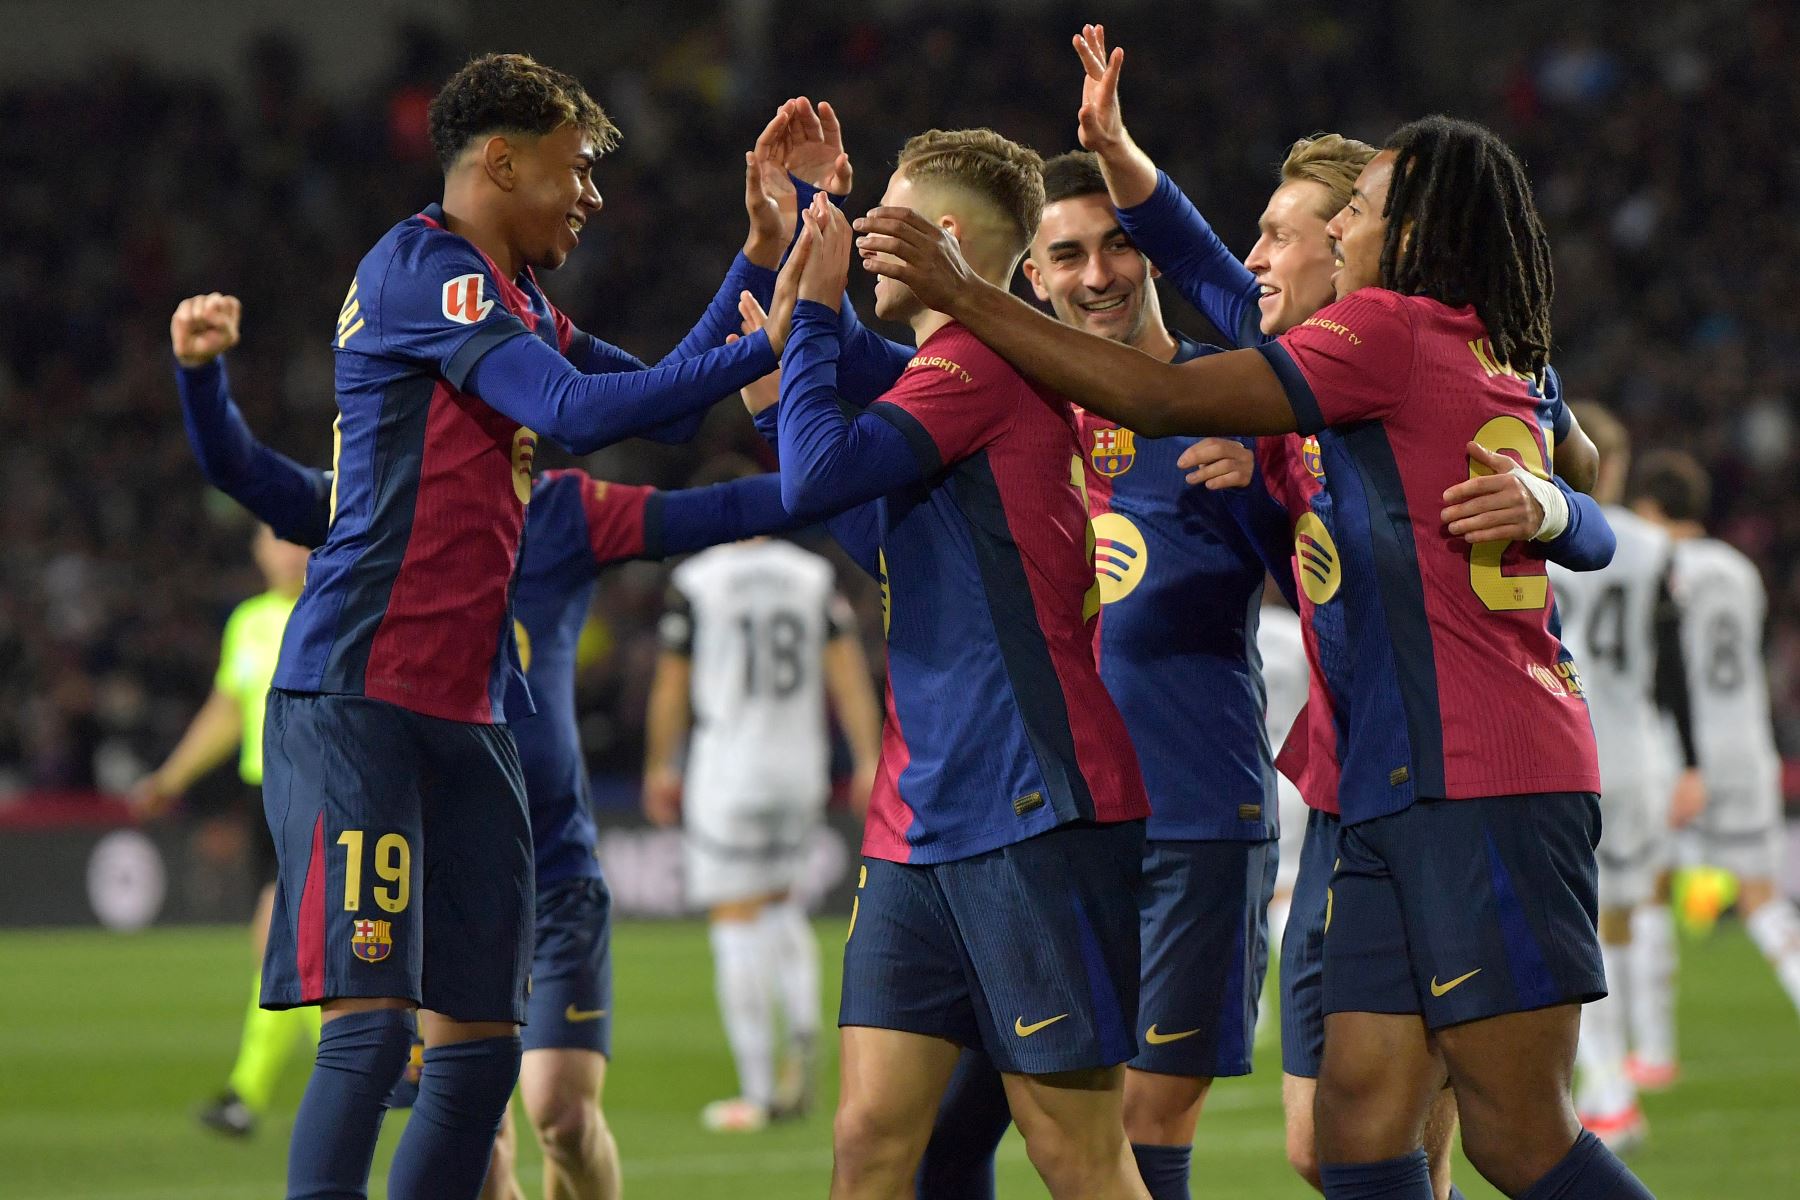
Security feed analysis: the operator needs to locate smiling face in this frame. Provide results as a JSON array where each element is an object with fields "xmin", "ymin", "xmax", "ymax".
[
  {"xmin": 1324, "ymin": 150, "xmax": 1395, "ymax": 300},
  {"xmin": 1243, "ymin": 180, "xmax": 1341, "ymax": 336},
  {"xmin": 506, "ymin": 123, "xmax": 602, "ymax": 271},
  {"xmin": 1024, "ymin": 192, "xmax": 1157, "ymax": 346}
]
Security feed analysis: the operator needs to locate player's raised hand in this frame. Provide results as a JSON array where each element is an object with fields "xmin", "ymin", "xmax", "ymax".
[
  {"xmin": 797, "ymin": 193, "xmax": 852, "ymax": 308},
  {"xmin": 1442, "ymin": 442, "xmax": 1544, "ymax": 543},
  {"xmin": 780, "ymin": 96, "xmax": 853, "ymax": 196},
  {"xmin": 853, "ymin": 207, "xmax": 980, "ymax": 316},
  {"xmin": 1176, "ymin": 438, "xmax": 1256, "ymax": 489},
  {"xmin": 170, "ymin": 293, "xmax": 242, "ymax": 367},
  {"xmin": 1072, "ymin": 24, "xmax": 1157, "ymax": 208},
  {"xmin": 765, "ymin": 227, "xmax": 816, "ymax": 356},
  {"xmin": 730, "ymin": 292, "xmax": 781, "ymax": 415},
  {"xmin": 1073, "ymin": 25, "xmax": 1126, "ymax": 154},
  {"xmin": 743, "ymin": 113, "xmax": 799, "ymax": 268}
]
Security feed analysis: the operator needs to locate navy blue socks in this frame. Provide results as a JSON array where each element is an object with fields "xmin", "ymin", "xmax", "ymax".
[
  {"xmin": 286, "ymin": 1008, "xmax": 415, "ymax": 1200},
  {"xmin": 1131, "ymin": 1142, "xmax": 1193, "ymax": 1199},
  {"xmin": 386, "ymin": 1034, "xmax": 523, "ymax": 1200},
  {"xmin": 1518, "ymin": 1131, "xmax": 1655, "ymax": 1199},
  {"xmin": 1320, "ymin": 1149, "xmax": 1434, "ymax": 1199}
]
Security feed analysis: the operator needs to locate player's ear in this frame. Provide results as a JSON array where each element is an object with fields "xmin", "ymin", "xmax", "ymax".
[
  {"xmin": 1020, "ymin": 256, "xmax": 1051, "ymax": 303},
  {"xmin": 482, "ymin": 135, "xmax": 518, "ymax": 192}
]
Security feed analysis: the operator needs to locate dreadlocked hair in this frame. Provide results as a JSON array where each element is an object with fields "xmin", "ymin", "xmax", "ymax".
[{"xmin": 1380, "ymin": 115, "xmax": 1554, "ymax": 376}]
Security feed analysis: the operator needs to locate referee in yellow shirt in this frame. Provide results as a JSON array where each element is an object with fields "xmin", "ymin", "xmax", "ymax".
[{"xmin": 134, "ymin": 524, "xmax": 316, "ymax": 1137}]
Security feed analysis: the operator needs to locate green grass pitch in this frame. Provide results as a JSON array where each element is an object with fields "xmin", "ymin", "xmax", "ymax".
[{"xmin": 2, "ymin": 920, "xmax": 1794, "ymax": 1197}]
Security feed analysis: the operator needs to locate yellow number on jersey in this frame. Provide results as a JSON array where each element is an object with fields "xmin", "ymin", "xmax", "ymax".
[
  {"xmin": 337, "ymin": 829, "xmax": 411, "ymax": 913},
  {"xmin": 1467, "ymin": 415, "xmax": 1550, "ymax": 612},
  {"xmin": 335, "ymin": 279, "xmax": 364, "ymax": 348}
]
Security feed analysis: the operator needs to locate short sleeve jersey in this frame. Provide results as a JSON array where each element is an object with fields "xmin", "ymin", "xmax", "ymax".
[
  {"xmin": 275, "ymin": 204, "xmax": 581, "ymax": 724},
  {"xmin": 856, "ymin": 323, "xmax": 1149, "ymax": 863},
  {"xmin": 1672, "ymin": 537, "xmax": 1780, "ymax": 787},
  {"xmin": 510, "ymin": 469, "xmax": 658, "ymax": 887},
  {"xmin": 1077, "ymin": 334, "xmax": 1276, "ymax": 841},
  {"xmin": 1255, "ymin": 289, "xmax": 1599, "ymax": 821},
  {"xmin": 1549, "ymin": 507, "xmax": 1678, "ymax": 791},
  {"xmin": 215, "ymin": 590, "xmax": 298, "ymax": 786},
  {"xmin": 662, "ymin": 540, "xmax": 847, "ymax": 816}
]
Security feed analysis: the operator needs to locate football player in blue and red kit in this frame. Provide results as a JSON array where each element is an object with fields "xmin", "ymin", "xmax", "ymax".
[
  {"xmin": 910, "ymin": 150, "xmax": 1294, "ymax": 1200},
  {"xmin": 170, "ymin": 290, "xmax": 800, "ymax": 1198},
  {"xmin": 858, "ymin": 44, "xmax": 1652, "ymax": 1200},
  {"xmin": 748, "ymin": 132, "xmax": 1152, "ymax": 1199},
  {"xmin": 236, "ymin": 53, "xmax": 788, "ymax": 1200},
  {"xmin": 1061, "ymin": 29, "xmax": 1613, "ymax": 1200}
]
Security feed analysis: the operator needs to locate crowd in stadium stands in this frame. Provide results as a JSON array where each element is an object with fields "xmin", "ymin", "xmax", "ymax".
[{"xmin": 1, "ymin": 1, "xmax": 1794, "ymax": 804}]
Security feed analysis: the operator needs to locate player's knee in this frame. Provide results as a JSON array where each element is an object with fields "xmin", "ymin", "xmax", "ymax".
[
  {"xmin": 832, "ymin": 1099, "xmax": 918, "ymax": 1177},
  {"xmin": 1019, "ymin": 1121, "xmax": 1124, "ymax": 1194},
  {"xmin": 532, "ymin": 1095, "xmax": 600, "ymax": 1166}
]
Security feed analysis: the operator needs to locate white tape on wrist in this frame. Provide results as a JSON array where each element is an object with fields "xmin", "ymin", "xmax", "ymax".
[{"xmin": 1515, "ymin": 465, "xmax": 1569, "ymax": 541}]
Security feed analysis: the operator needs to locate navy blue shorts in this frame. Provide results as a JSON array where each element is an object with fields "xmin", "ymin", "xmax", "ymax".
[
  {"xmin": 1324, "ymin": 793, "xmax": 1605, "ymax": 1029},
  {"xmin": 525, "ymin": 875, "xmax": 613, "ymax": 1055},
  {"xmin": 1279, "ymin": 808, "xmax": 1338, "ymax": 1078},
  {"xmin": 260, "ymin": 689, "xmax": 534, "ymax": 1023},
  {"xmin": 1133, "ymin": 838, "xmax": 1277, "ymax": 1078},
  {"xmin": 840, "ymin": 820, "xmax": 1144, "ymax": 1076}
]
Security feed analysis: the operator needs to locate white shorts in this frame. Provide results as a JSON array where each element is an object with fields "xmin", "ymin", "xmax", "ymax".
[
  {"xmin": 1274, "ymin": 777, "xmax": 1308, "ymax": 895},
  {"xmin": 684, "ymin": 803, "xmax": 822, "ymax": 909},
  {"xmin": 1596, "ymin": 773, "xmax": 1674, "ymax": 909},
  {"xmin": 1682, "ymin": 773, "xmax": 1785, "ymax": 881}
]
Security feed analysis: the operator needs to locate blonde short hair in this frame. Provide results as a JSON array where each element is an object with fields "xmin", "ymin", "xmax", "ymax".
[
  {"xmin": 898, "ymin": 128, "xmax": 1046, "ymax": 250},
  {"xmin": 1279, "ymin": 133, "xmax": 1378, "ymax": 219}
]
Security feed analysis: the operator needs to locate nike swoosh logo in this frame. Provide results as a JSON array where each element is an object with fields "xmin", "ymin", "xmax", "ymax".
[
  {"xmin": 1429, "ymin": 969, "xmax": 1482, "ymax": 997},
  {"xmin": 564, "ymin": 1005, "xmax": 608, "ymax": 1023},
  {"xmin": 1014, "ymin": 1013, "xmax": 1070, "ymax": 1037},
  {"xmin": 1144, "ymin": 1024, "xmax": 1201, "ymax": 1045}
]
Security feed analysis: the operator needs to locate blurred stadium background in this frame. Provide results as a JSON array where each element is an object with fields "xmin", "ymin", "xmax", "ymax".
[{"xmin": 1, "ymin": 0, "xmax": 1796, "ymax": 1196}]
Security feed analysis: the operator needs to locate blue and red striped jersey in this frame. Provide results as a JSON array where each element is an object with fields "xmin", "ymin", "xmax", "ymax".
[
  {"xmin": 1257, "ymin": 289, "xmax": 1600, "ymax": 821},
  {"xmin": 513, "ymin": 469, "xmax": 654, "ymax": 887},
  {"xmin": 276, "ymin": 205, "xmax": 571, "ymax": 723},
  {"xmin": 861, "ymin": 324, "xmax": 1149, "ymax": 863},
  {"xmin": 1079, "ymin": 335, "xmax": 1280, "ymax": 842}
]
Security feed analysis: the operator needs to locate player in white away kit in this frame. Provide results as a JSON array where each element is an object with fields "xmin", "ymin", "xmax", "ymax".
[
  {"xmin": 1258, "ymin": 599, "xmax": 1311, "ymax": 962},
  {"xmin": 1630, "ymin": 448, "xmax": 1800, "ymax": 1081},
  {"xmin": 644, "ymin": 512, "xmax": 882, "ymax": 1133},
  {"xmin": 1547, "ymin": 405, "xmax": 1702, "ymax": 1149}
]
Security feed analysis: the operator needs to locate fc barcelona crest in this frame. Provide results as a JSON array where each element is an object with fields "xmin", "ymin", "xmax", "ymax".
[
  {"xmin": 1090, "ymin": 427, "xmax": 1136, "ymax": 478},
  {"xmin": 351, "ymin": 919, "xmax": 394, "ymax": 964}
]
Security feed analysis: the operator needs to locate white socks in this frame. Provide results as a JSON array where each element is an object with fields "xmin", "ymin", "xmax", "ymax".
[
  {"xmin": 710, "ymin": 919, "xmax": 776, "ymax": 1107},
  {"xmin": 759, "ymin": 898, "xmax": 822, "ymax": 1045},
  {"xmin": 1577, "ymin": 943, "xmax": 1635, "ymax": 1118},
  {"xmin": 1745, "ymin": 897, "xmax": 1800, "ymax": 1018},
  {"xmin": 1628, "ymin": 904, "xmax": 1678, "ymax": 1069}
]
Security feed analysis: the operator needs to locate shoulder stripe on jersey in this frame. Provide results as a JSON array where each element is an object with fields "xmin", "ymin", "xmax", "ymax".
[
  {"xmin": 868, "ymin": 401, "xmax": 944, "ymax": 475},
  {"xmin": 320, "ymin": 376, "xmax": 435, "ymax": 694},
  {"xmin": 1254, "ymin": 342, "xmax": 1325, "ymax": 436},
  {"xmin": 444, "ymin": 320, "xmax": 530, "ymax": 391},
  {"xmin": 1340, "ymin": 423, "xmax": 1447, "ymax": 796},
  {"xmin": 947, "ymin": 452, "xmax": 1097, "ymax": 824}
]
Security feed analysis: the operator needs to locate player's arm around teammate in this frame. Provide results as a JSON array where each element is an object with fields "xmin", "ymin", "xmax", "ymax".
[{"xmin": 860, "ymin": 76, "xmax": 1651, "ymax": 1200}]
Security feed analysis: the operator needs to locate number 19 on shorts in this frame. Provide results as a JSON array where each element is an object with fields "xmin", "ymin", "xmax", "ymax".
[{"xmin": 337, "ymin": 830, "xmax": 411, "ymax": 913}]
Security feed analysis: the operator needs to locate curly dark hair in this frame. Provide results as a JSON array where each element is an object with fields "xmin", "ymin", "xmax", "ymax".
[
  {"xmin": 1380, "ymin": 115, "xmax": 1554, "ymax": 376},
  {"xmin": 428, "ymin": 53, "xmax": 620, "ymax": 172}
]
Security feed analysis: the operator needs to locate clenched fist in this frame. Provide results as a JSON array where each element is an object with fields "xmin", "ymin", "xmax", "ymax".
[{"xmin": 170, "ymin": 293, "xmax": 242, "ymax": 367}]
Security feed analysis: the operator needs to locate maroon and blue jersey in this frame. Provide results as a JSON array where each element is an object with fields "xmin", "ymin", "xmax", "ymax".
[
  {"xmin": 854, "ymin": 326, "xmax": 1150, "ymax": 864},
  {"xmin": 275, "ymin": 206, "xmax": 572, "ymax": 723},
  {"xmin": 1256, "ymin": 289, "xmax": 1601, "ymax": 821},
  {"xmin": 1079, "ymin": 335, "xmax": 1285, "ymax": 842},
  {"xmin": 512, "ymin": 470, "xmax": 654, "ymax": 887}
]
